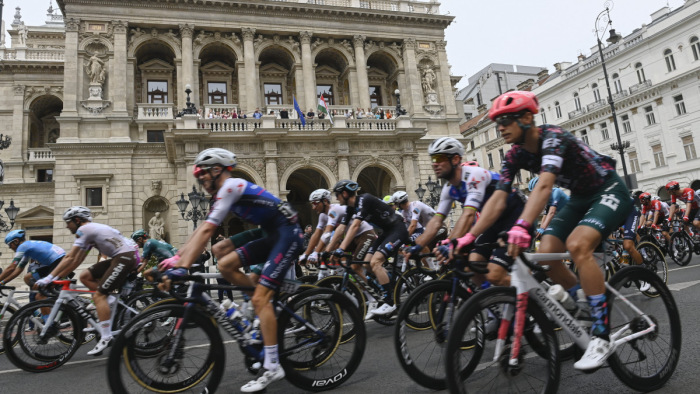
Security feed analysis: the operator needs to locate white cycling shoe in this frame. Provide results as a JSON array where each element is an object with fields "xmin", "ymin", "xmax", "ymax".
[
  {"xmin": 87, "ymin": 337, "xmax": 112, "ymax": 356},
  {"xmin": 364, "ymin": 301, "xmax": 378, "ymax": 320},
  {"xmin": 240, "ymin": 367, "xmax": 285, "ymax": 392},
  {"xmin": 639, "ymin": 281, "xmax": 651, "ymax": 292},
  {"xmin": 574, "ymin": 337, "xmax": 614, "ymax": 371},
  {"xmin": 371, "ymin": 303, "xmax": 396, "ymax": 317}
]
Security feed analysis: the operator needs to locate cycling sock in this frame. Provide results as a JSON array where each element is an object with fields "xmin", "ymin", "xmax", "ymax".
[
  {"xmin": 567, "ymin": 284, "xmax": 582, "ymax": 301},
  {"xmin": 42, "ymin": 314, "xmax": 50, "ymax": 323},
  {"xmin": 263, "ymin": 345, "xmax": 280, "ymax": 371},
  {"xmin": 381, "ymin": 283, "xmax": 394, "ymax": 305},
  {"xmin": 587, "ymin": 293, "xmax": 610, "ymax": 340},
  {"xmin": 99, "ymin": 320, "xmax": 112, "ymax": 340}
]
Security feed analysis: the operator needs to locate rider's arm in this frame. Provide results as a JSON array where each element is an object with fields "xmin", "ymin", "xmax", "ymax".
[
  {"xmin": 652, "ymin": 210, "xmax": 660, "ymax": 226},
  {"xmin": 50, "ymin": 245, "xmax": 89, "ymax": 278},
  {"xmin": 338, "ymin": 219, "xmax": 361, "ymax": 251},
  {"xmin": 0, "ymin": 262, "xmax": 21, "ymax": 283},
  {"xmin": 303, "ymin": 227, "xmax": 323, "ymax": 256},
  {"xmin": 407, "ymin": 219, "xmax": 418, "ymax": 236},
  {"xmin": 176, "ymin": 221, "xmax": 217, "ymax": 269},
  {"xmin": 325, "ymin": 223, "xmax": 345, "ymax": 252},
  {"xmin": 540, "ymin": 205, "xmax": 557, "ymax": 231},
  {"xmin": 466, "ymin": 190, "xmax": 508, "ymax": 236},
  {"xmin": 448, "ymin": 208, "xmax": 476, "ymax": 239},
  {"xmin": 414, "ymin": 214, "xmax": 445, "ymax": 247}
]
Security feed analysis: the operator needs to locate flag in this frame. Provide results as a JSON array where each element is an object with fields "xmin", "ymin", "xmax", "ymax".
[
  {"xmin": 317, "ymin": 94, "xmax": 333, "ymax": 124},
  {"xmin": 293, "ymin": 95, "xmax": 306, "ymax": 126}
]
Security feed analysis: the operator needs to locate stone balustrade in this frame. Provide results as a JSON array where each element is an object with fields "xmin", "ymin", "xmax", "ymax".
[
  {"xmin": 198, "ymin": 118, "xmax": 262, "ymax": 132},
  {"xmin": 27, "ymin": 148, "xmax": 55, "ymax": 162},
  {"xmin": 137, "ymin": 104, "xmax": 176, "ymax": 120}
]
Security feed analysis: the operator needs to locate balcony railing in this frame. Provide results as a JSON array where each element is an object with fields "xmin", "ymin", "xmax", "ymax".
[
  {"xmin": 586, "ymin": 99, "xmax": 607, "ymax": 112},
  {"xmin": 567, "ymin": 107, "xmax": 588, "ymax": 120},
  {"xmin": 629, "ymin": 80, "xmax": 652, "ymax": 94},
  {"xmin": 612, "ymin": 91, "xmax": 629, "ymax": 101},
  {"xmin": 272, "ymin": 0, "xmax": 440, "ymax": 14},
  {"xmin": 137, "ymin": 104, "xmax": 175, "ymax": 120},
  {"xmin": 198, "ymin": 118, "xmax": 262, "ymax": 132},
  {"xmin": 347, "ymin": 118, "xmax": 397, "ymax": 130},
  {"xmin": 203, "ymin": 104, "xmax": 240, "ymax": 118},
  {"xmin": 27, "ymin": 148, "xmax": 54, "ymax": 162},
  {"xmin": 277, "ymin": 119, "xmax": 332, "ymax": 131}
]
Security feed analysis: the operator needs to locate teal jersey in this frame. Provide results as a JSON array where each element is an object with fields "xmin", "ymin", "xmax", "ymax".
[{"xmin": 142, "ymin": 239, "xmax": 177, "ymax": 262}]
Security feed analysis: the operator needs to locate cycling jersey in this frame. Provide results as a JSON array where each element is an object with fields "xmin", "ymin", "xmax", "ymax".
[
  {"xmin": 74, "ymin": 222, "xmax": 136, "ymax": 257},
  {"xmin": 12, "ymin": 241, "xmax": 66, "ymax": 269},
  {"xmin": 341, "ymin": 194, "xmax": 402, "ymax": 231},
  {"xmin": 435, "ymin": 166, "xmax": 499, "ymax": 215},
  {"xmin": 141, "ymin": 239, "xmax": 177, "ymax": 263},
  {"xmin": 641, "ymin": 200, "xmax": 670, "ymax": 221},
  {"xmin": 671, "ymin": 188, "xmax": 700, "ymax": 210},
  {"xmin": 327, "ymin": 204, "xmax": 373, "ymax": 235},
  {"xmin": 498, "ymin": 124, "xmax": 616, "ymax": 195},
  {"xmin": 398, "ymin": 201, "xmax": 435, "ymax": 228},
  {"xmin": 549, "ymin": 188, "xmax": 569, "ymax": 210}
]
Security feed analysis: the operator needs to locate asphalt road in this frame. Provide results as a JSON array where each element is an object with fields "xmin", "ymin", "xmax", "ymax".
[{"xmin": 2, "ymin": 256, "xmax": 700, "ymax": 393}]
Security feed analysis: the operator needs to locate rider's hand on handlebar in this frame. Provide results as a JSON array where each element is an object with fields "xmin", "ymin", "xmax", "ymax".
[
  {"xmin": 308, "ymin": 251, "xmax": 319, "ymax": 265},
  {"xmin": 506, "ymin": 225, "xmax": 531, "ymax": 257},
  {"xmin": 33, "ymin": 274, "xmax": 56, "ymax": 289}
]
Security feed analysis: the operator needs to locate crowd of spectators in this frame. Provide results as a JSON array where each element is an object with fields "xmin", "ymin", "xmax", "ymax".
[{"xmin": 197, "ymin": 106, "xmax": 397, "ymax": 120}]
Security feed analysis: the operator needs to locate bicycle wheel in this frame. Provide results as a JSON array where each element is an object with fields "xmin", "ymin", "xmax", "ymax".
[
  {"xmin": 669, "ymin": 232, "xmax": 692, "ymax": 266},
  {"xmin": 636, "ymin": 241, "xmax": 668, "ymax": 297},
  {"xmin": 315, "ymin": 275, "xmax": 365, "ymax": 342},
  {"xmin": 108, "ymin": 304, "xmax": 225, "ymax": 394},
  {"xmin": 445, "ymin": 286, "xmax": 560, "ymax": 394},
  {"xmin": 607, "ymin": 266, "xmax": 681, "ymax": 392},
  {"xmin": 0, "ymin": 303, "xmax": 18, "ymax": 355},
  {"xmin": 3, "ymin": 300, "xmax": 83, "ymax": 372},
  {"xmin": 115, "ymin": 290, "xmax": 171, "ymax": 329},
  {"xmin": 394, "ymin": 279, "xmax": 471, "ymax": 390},
  {"xmin": 393, "ymin": 266, "xmax": 437, "ymax": 311},
  {"xmin": 279, "ymin": 287, "xmax": 366, "ymax": 392}
]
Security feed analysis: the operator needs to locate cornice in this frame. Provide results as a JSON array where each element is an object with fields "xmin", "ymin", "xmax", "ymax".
[
  {"xmin": 0, "ymin": 182, "xmax": 55, "ymax": 194},
  {"xmin": 49, "ymin": 142, "xmax": 138, "ymax": 155},
  {"xmin": 0, "ymin": 63, "xmax": 65, "ymax": 73}
]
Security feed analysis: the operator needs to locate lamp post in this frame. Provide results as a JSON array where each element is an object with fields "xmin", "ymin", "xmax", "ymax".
[
  {"xmin": 177, "ymin": 84, "xmax": 198, "ymax": 117},
  {"xmin": 0, "ymin": 198, "xmax": 20, "ymax": 232},
  {"xmin": 394, "ymin": 89, "xmax": 407, "ymax": 117},
  {"xmin": 595, "ymin": 1, "xmax": 630, "ymax": 188},
  {"xmin": 414, "ymin": 176, "xmax": 440, "ymax": 208},
  {"xmin": 175, "ymin": 185, "xmax": 209, "ymax": 230}
]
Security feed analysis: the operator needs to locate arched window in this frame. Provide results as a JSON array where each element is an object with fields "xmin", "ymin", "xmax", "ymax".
[
  {"xmin": 540, "ymin": 108, "xmax": 547, "ymax": 124},
  {"xmin": 592, "ymin": 83, "xmax": 601, "ymax": 102},
  {"xmin": 573, "ymin": 92, "xmax": 581, "ymax": 111},
  {"xmin": 612, "ymin": 73, "xmax": 622, "ymax": 94},
  {"xmin": 554, "ymin": 101, "xmax": 561, "ymax": 118},
  {"xmin": 691, "ymin": 36, "xmax": 700, "ymax": 61},
  {"xmin": 664, "ymin": 49, "xmax": 676, "ymax": 72},
  {"xmin": 635, "ymin": 63, "xmax": 646, "ymax": 84}
]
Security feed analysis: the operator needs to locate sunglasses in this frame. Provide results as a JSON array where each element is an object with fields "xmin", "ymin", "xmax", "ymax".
[
  {"xmin": 311, "ymin": 200, "xmax": 322, "ymax": 206},
  {"xmin": 431, "ymin": 154, "xmax": 452, "ymax": 163},
  {"xmin": 495, "ymin": 114, "xmax": 520, "ymax": 127},
  {"xmin": 193, "ymin": 166, "xmax": 214, "ymax": 178}
]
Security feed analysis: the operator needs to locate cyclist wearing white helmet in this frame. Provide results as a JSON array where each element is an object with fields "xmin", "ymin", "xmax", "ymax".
[
  {"xmin": 528, "ymin": 177, "xmax": 570, "ymax": 238},
  {"xmin": 36, "ymin": 206, "xmax": 139, "ymax": 356},
  {"xmin": 392, "ymin": 191, "xmax": 437, "ymax": 239},
  {"xmin": 299, "ymin": 189, "xmax": 334, "ymax": 265},
  {"xmin": 158, "ymin": 147, "xmax": 302, "ymax": 392}
]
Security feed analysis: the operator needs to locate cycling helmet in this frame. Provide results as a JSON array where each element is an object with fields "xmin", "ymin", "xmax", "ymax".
[
  {"xmin": 193, "ymin": 148, "xmax": 237, "ymax": 176},
  {"xmin": 383, "ymin": 195, "xmax": 393, "ymax": 203},
  {"xmin": 4, "ymin": 229, "xmax": 25, "ymax": 245},
  {"xmin": 428, "ymin": 137, "xmax": 464, "ymax": 157},
  {"xmin": 528, "ymin": 177, "xmax": 539, "ymax": 192},
  {"xmin": 488, "ymin": 91, "xmax": 539, "ymax": 121},
  {"xmin": 651, "ymin": 196, "xmax": 660, "ymax": 201},
  {"xmin": 63, "ymin": 206, "xmax": 92, "ymax": 222},
  {"xmin": 332, "ymin": 179, "xmax": 360, "ymax": 194},
  {"xmin": 462, "ymin": 161, "xmax": 479, "ymax": 167},
  {"xmin": 131, "ymin": 229, "xmax": 148, "ymax": 241},
  {"xmin": 665, "ymin": 181, "xmax": 680, "ymax": 191},
  {"xmin": 309, "ymin": 189, "xmax": 331, "ymax": 202},
  {"xmin": 392, "ymin": 191, "xmax": 409, "ymax": 205},
  {"xmin": 639, "ymin": 192, "xmax": 651, "ymax": 203}
]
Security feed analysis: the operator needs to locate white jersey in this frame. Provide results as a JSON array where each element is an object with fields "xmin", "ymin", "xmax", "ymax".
[
  {"xmin": 326, "ymin": 204, "xmax": 373, "ymax": 235},
  {"xmin": 316, "ymin": 204, "xmax": 340, "ymax": 230},
  {"xmin": 398, "ymin": 201, "xmax": 435, "ymax": 228},
  {"xmin": 436, "ymin": 166, "xmax": 496, "ymax": 215},
  {"xmin": 73, "ymin": 222, "xmax": 136, "ymax": 258}
]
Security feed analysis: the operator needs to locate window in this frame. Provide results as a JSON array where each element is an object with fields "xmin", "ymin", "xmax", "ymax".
[
  {"xmin": 628, "ymin": 151, "xmax": 640, "ymax": 173},
  {"xmin": 316, "ymin": 85, "xmax": 334, "ymax": 105},
  {"xmin": 600, "ymin": 122, "xmax": 609, "ymax": 141},
  {"xmin": 683, "ymin": 135, "xmax": 697, "ymax": 160},
  {"xmin": 487, "ymin": 153, "xmax": 494, "ymax": 169},
  {"xmin": 86, "ymin": 187, "xmax": 103, "ymax": 207},
  {"xmin": 147, "ymin": 81, "xmax": 168, "ymax": 104},
  {"xmin": 612, "ymin": 73, "xmax": 622, "ymax": 94},
  {"xmin": 664, "ymin": 49, "xmax": 676, "ymax": 72},
  {"xmin": 674, "ymin": 94, "xmax": 687, "ymax": 116},
  {"xmin": 573, "ymin": 93, "xmax": 581, "ymax": 111},
  {"xmin": 476, "ymin": 91, "xmax": 482, "ymax": 106},
  {"xmin": 484, "ymin": 129, "xmax": 490, "ymax": 143},
  {"xmin": 264, "ymin": 83, "xmax": 283, "ymax": 105},
  {"xmin": 645, "ymin": 106, "xmax": 656, "ymax": 125},
  {"xmin": 592, "ymin": 83, "xmax": 601, "ymax": 102},
  {"xmin": 147, "ymin": 130, "xmax": 165, "ymax": 142},
  {"xmin": 635, "ymin": 63, "xmax": 646, "ymax": 84},
  {"xmin": 692, "ymin": 36, "xmax": 700, "ymax": 61},
  {"xmin": 540, "ymin": 108, "xmax": 547, "ymax": 124},
  {"xmin": 554, "ymin": 101, "xmax": 561, "ymax": 118},
  {"xmin": 580, "ymin": 130, "xmax": 589, "ymax": 145},
  {"xmin": 469, "ymin": 141, "xmax": 475, "ymax": 150},
  {"xmin": 652, "ymin": 144, "xmax": 665, "ymax": 167},
  {"xmin": 369, "ymin": 86, "xmax": 382, "ymax": 108},
  {"xmin": 621, "ymin": 114, "xmax": 632, "ymax": 134},
  {"xmin": 207, "ymin": 82, "xmax": 227, "ymax": 104},
  {"xmin": 498, "ymin": 148, "xmax": 505, "ymax": 163},
  {"xmin": 36, "ymin": 169, "xmax": 53, "ymax": 183}
]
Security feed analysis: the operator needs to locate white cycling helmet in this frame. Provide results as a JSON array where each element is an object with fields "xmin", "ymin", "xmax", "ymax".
[
  {"xmin": 63, "ymin": 206, "xmax": 92, "ymax": 222},
  {"xmin": 428, "ymin": 137, "xmax": 464, "ymax": 157},
  {"xmin": 392, "ymin": 191, "xmax": 408, "ymax": 205},
  {"xmin": 194, "ymin": 148, "xmax": 237, "ymax": 169},
  {"xmin": 309, "ymin": 189, "xmax": 331, "ymax": 202},
  {"xmin": 651, "ymin": 196, "xmax": 660, "ymax": 201}
]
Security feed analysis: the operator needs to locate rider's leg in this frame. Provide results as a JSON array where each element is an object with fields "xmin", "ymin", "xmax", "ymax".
[
  {"xmin": 217, "ymin": 251, "xmax": 256, "ymax": 290},
  {"xmin": 80, "ymin": 269, "xmax": 99, "ymax": 291},
  {"xmin": 537, "ymin": 234, "xmax": 578, "ymax": 289},
  {"xmin": 622, "ymin": 239, "xmax": 642, "ymax": 265}
]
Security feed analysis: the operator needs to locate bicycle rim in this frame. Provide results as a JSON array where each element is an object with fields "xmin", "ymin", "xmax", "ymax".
[
  {"xmin": 315, "ymin": 275, "xmax": 365, "ymax": 343},
  {"xmin": 607, "ymin": 266, "xmax": 681, "ymax": 391},
  {"xmin": 669, "ymin": 233, "xmax": 692, "ymax": 266},
  {"xmin": 0, "ymin": 304, "xmax": 18, "ymax": 355},
  {"xmin": 636, "ymin": 242, "xmax": 668, "ymax": 297}
]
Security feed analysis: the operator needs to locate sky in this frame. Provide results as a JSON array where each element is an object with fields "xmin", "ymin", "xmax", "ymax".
[{"xmin": 2, "ymin": 0, "xmax": 687, "ymax": 90}]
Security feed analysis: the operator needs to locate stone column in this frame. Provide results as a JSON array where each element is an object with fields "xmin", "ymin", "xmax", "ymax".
[
  {"xmin": 179, "ymin": 24, "xmax": 194, "ymax": 111},
  {"xmin": 337, "ymin": 139, "xmax": 350, "ymax": 179},
  {"xmin": 401, "ymin": 141, "xmax": 418, "ymax": 201},
  {"xmin": 111, "ymin": 20, "xmax": 128, "ymax": 114},
  {"xmin": 62, "ymin": 18, "xmax": 80, "ymax": 114},
  {"xmin": 300, "ymin": 31, "xmax": 315, "ymax": 111},
  {"xmin": 293, "ymin": 64, "xmax": 304, "ymax": 113},
  {"xmin": 353, "ymin": 35, "xmax": 371, "ymax": 111},
  {"xmin": 436, "ymin": 40, "xmax": 457, "ymax": 114},
  {"xmin": 236, "ymin": 61, "xmax": 246, "ymax": 111},
  {"xmin": 10, "ymin": 85, "xmax": 25, "ymax": 161},
  {"xmin": 242, "ymin": 28, "xmax": 259, "ymax": 114},
  {"xmin": 402, "ymin": 38, "xmax": 424, "ymax": 115},
  {"xmin": 348, "ymin": 67, "xmax": 360, "ymax": 109}
]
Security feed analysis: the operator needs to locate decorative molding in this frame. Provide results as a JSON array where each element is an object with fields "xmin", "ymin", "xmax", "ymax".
[
  {"xmin": 403, "ymin": 38, "xmax": 416, "ymax": 51},
  {"xmin": 241, "ymin": 27, "xmax": 256, "ymax": 41},
  {"xmin": 435, "ymin": 40, "xmax": 447, "ymax": 51},
  {"xmin": 111, "ymin": 20, "xmax": 128, "ymax": 35},
  {"xmin": 253, "ymin": 34, "xmax": 269, "ymax": 50},
  {"xmin": 238, "ymin": 157, "xmax": 266, "ymax": 183},
  {"xmin": 179, "ymin": 24, "xmax": 194, "ymax": 39},
  {"xmin": 352, "ymin": 35, "xmax": 365, "ymax": 49},
  {"xmin": 13, "ymin": 85, "xmax": 25, "ymax": 96},
  {"xmin": 65, "ymin": 18, "xmax": 80, "ymax": 32},
  {"xmin": 299, "ymin": 31, "xmax": 312, "ymax": 45}
]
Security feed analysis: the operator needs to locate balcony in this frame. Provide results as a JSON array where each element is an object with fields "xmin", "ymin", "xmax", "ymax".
[
  {"xmin": 203, "ymin": 104, "xmax": 240, "ymax": 117},
  {"xmin": 586, "ymin": 99, "xmax": 607, "ymax": 112},
  {"xmin": 198, "ymin": 118, "xmax": 262, "ymax": 132},
  {"xmin": 568, "ymin": 107, "xmax": 588, "ymax": 120},
  {"xmin": 629, "ymin": 80, "xmax": 653, "ymax": 95},
  {"xmin": 612, "ymin": 91, "xmax": 629, "ymax": 101},
  {"xmin": 137, "ymin": 104, "xmax": 176, "ymax": 120},
  {"xmin": 27, "ymin": 148, "xmax": 54, "ymax": 163},
  {"xmin": 346, "ymin": 118, "xmax": 397, "ymax": 130},
  {"xmin": 272, "ymin": 0, "xmax": 440, "ymax": 14}
]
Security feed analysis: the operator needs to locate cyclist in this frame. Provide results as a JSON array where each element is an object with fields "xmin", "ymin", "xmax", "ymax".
[
  {"xmin": 528, "ymin": 177, "xmax": 570, "ymax": 238},
  {"xmin": 0, "ymin": 230, "xmax": 66, "ymax": 297},
  {"xmin": 618, "ymin": 195, "xmax": 649, "ymax": 291},
  {"xmin": 131, "ymin": 229, "xmax": 177, "ymax": 273},
  {"xmin": 35, "ymin": 206, "xmax": 139, "ymax": 356},
  {"xmin": 667, "ymin": 181, "xmax": 700, "ymax": 233},
  {"xmin": 332, "ymin": 179, "xmax": 406, "ymax": 319},
  {"xmin": 639, "ymin": 193, "xmax": 671, "ymax": 243},
  {"xmin": 453, "ymin": 90, "xmax": 632, "ymax": 371},
  {"xmin": 299, "ymin": 189, "xmax": 334, "ymax": 268},
  {"xmin": 383, "ymin": 195, "xmax": 395, "ymax": 210},
  {"xmin": 392, "ymin": 191, "xmax": 436, "ymax": 241},
  {"xmin": 157, "ymin": 148, "xmax": 302, "ymax": 392}
]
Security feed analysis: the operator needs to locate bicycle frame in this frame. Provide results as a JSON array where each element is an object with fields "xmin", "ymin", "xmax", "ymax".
[{"xmin": 1, "ymin": 287, "xmax": 32, "ymax": 318}]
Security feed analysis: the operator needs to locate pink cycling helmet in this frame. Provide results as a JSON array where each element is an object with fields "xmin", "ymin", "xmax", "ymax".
[
  {"xmin": 488, "ymin": 91, "xmax": 539, "ymax": 121},
  {"xmin": 462, "ymin": 161, "xmax": 479, "ymax": 167}
]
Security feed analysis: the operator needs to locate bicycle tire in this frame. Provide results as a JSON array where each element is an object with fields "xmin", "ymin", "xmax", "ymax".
[
  {"xmin": 607, "ymin": 266, "xmax": 682, "ymax": 391},
  {"xmin": 636, "ymin": 241, "xmax": 668, "ymax": 297},
  {"xmin": 315, "ymin": 275, "xmax": 365, "ymax": 342},
  {"xmin": 393, "ymin": 266, "xmax": 437, "ymax": 311},
  {"xmin": 394, "ymin": 279, "xmax": 471, "ymax": 390},
  {"xmin": 0, "ymin": 303, "xmax": 18, "ymax": 355},
  {"xmin": 669, "ymin": 232, "xmax": 692, "ymax": 266},
  {"xmin": 445, "ymin": 286, "xmax": 560, "ymax": 394},
  {"xmin": 279, "ymin": 287, "xmax": 366, "ymax": 392},
  {"xmin": 108, "ymin": 304, "xmax": 225, "ymax": 394},
  {"xmin": 3, "ymin": 300, "xmax": 83, "ymax": 372},
  {"xmin": 115, "ymin": 290, "xmax": 171, "ymax": 329}
]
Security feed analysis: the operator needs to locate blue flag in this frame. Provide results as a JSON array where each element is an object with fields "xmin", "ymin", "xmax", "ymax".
[{"xmin": 293, "ymin": 95, "xmax": 306, "ymax": 126}]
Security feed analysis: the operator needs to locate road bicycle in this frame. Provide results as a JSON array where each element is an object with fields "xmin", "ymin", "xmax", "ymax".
[
  {"xmin": 0, "ymin": 285, "xmax": 34, "ymax": 355},
  {"xmin": 668, "ymin": 218, "xmax": 700, "ymax": 266},
  {"xmin": 638, "ymin": 226, "xmax": 669, "ymax": 256},
  {"xmin": 107, "ymin": 272, "xmax": 366, "ymax": 393},
  {"xmin": 444, "ymin": 247, "xmax": 681, "ymax": 393}
]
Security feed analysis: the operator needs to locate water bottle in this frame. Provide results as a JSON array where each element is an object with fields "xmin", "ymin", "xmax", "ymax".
[
  {"xmin": 226, "ymin": 307, "xmax": 249, "ymax": 332},
  {"xmin": 548, "ymin": 284, "xmax": 577, "ymax": 313},
  {"xmin": 620, "ymin": 251, "xmax": 630, "ymax": 265},
  {"xmin": 220, "ymin": 299, "xmax": 233, "ymax": 312},
  {"xmin": 318, "ymin": 263, "xmax": 329, "ymax": 279}
]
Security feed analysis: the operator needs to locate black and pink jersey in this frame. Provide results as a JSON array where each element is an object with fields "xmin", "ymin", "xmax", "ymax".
[{"xmin": 497, "ymin": 125, "xmax": 616, "ymax": 195}]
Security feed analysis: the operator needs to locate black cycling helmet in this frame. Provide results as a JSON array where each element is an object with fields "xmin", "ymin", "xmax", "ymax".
[{"xmin": 333, "ymin": 179, "xmax": 360, "ymax": 194}]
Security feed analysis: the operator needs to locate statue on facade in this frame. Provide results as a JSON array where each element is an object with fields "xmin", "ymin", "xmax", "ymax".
[
  {"xmin": 47, "ymin": 129, "xmax": 59, "ymax": 143},
  {"xmin": 85, "ymin": 53, "xmax": 107, "ymax": 85},
  {"xmin": 148, "ymin": 211, "xmax": 165, "ymax": 241},
  {"xmin": 18, "ymin": 23, "xmax": 28, "ymax": 47},
  {"xmin": 421, "ymin": 66, "xmax": 436, "ymax": 94}
]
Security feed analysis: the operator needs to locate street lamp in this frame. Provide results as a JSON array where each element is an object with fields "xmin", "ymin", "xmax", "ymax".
[
  {"xmin": 394, "ymin": 89, "xmax": 407, "ymax": 117},
  {"xmin": 175, "ymin": 185, "xmax": 209, "ymax": 230},
  {"xmin": 0, "ymin": 198, "xmax": 20, "ymax": 232},
  {"xmin": 415, "ymin": 176, "xmax": 440, "ymax": 208},
  {"xmin": 595, "ymin": 1, "xmax": 630, "ymax": 188},
  {"xmin": 0, "ymin": 134, "xmax": 11, "ymax": 150},
  {"xmin": 176, "ymin": 84, "xmax": 198, "ymax": 117}
]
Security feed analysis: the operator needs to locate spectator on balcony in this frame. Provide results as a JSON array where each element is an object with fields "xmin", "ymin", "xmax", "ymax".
[
  {"xmin": 253, "ymin": 108, "xmax": 263, "ymax": 119},
  {"xmin": 356, "ymin": 108, "xmax": 364, "ymax": 119},
  {"xmin": 280, "ymin": 108, "xmax": 289, "ymax": 119},
  {"xmin": 345, "ymin": 110, "xmax": 353, "ymax": 119},
  {"xmin": 207, "ymin": 109, "xmax": 214, "ymax": 119},
  {"xmin": 307, "ymin": 108, "xmax": 315, "ymax": 119},
  {"xmin": 318, "ymin": 111, "xmax": 325, "ymax": 120},
  {"xmin": 385, "ymin": 110, "xmax": 392, "ymax": 119},
  {"xmin": 197, "ymin": 108, "xmax": 203, "ymax": 119},
  {"xmin": 231, "ymin": 111, "xmax": 238, "ymax": 119}
]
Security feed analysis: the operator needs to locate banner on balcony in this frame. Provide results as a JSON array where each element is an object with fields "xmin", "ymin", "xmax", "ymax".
[
  {"xmin": 293, "ymin": 95, "xmax": 306, "ymax": 126},
  {"xmin": 317, "ymin": 94, "xmax": 333, "ymax": 124}
]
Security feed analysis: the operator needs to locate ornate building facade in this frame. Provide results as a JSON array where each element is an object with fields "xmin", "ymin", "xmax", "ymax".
[{"xmin": 0, "ymin": 0, "xmax": 463, "ymax": 258}]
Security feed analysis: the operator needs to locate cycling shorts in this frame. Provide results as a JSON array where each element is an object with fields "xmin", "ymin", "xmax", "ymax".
[
  {"xmin": 235, "ymin": 223, "xmax": 303, "ymax": 292},
  {"xmin": 409, "ymin": 227, "xmax": 425, "ymax": 243},
  {"xmin": 367, "ymin": 221, "xmax": 409, "ymax": 258},
  {"xmin": 690, "ymin": 208, "xmax": 700, "ymax": 221},
  {"xmin": 545, "ymin": 172, "xmax": 632, "ymax": 242},
  {"xmin": 29, "ymin": 256, "xmax": 63, "ymax": 281},
  {"xmin": 88, "ymin": 252, "xmax": 138, "ymax": 294},
  {"xmin": 229, "ymin": 228, "xmax": 267, "ymax": 248},
  {"xmin": 621, "ymin": 209, "xmax": 640, "ymax": 240},
  {"xmin": 472, "ymin": 191, "xmax": 527, "ymax": 269},
  {"xmin": 348, "ymin": 230, "xmax": 377, "ymax": 261}
]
